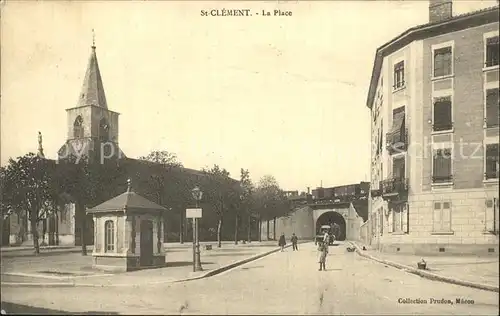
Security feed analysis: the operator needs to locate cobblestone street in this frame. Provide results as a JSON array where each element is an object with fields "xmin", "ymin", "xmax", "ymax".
[{"xmin": 2, "ymin": 243, "xmax": 498, "ymax": 315}]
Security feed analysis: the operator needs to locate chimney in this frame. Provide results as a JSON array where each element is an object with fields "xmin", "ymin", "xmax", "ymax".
[{"xmin": 429, "ymin": 0, "xmax": 453, "ymax": 23}]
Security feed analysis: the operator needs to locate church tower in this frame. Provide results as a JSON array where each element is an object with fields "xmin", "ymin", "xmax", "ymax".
[{"xmin": 58, "ymin": 33, "xmax": 125, "ymax": 162}]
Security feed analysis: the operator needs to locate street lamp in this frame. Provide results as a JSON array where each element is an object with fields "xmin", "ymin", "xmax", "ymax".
[{"xmin": 191, "ymin": 186, "xmax": 203, "ymax": 272}]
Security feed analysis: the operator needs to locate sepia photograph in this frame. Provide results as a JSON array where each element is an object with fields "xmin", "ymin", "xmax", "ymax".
[{"xmin": 0, "ymin": 0, "xmax": 499, "ymax": 314}]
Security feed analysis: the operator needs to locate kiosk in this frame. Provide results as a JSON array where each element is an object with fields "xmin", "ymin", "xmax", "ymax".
[{"xmin": 87, "ymin": 179, "xmax": 169, "ymax": 272}]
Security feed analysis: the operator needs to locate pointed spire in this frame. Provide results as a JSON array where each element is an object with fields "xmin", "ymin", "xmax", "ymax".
[{"xmin": 77, "ymin": 29, "xmax": 108, "ymax": 109}]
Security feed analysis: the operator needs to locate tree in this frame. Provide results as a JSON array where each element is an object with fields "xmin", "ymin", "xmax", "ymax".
[
  {"xmin": 139, "ymin": 150, "xmax": 183, "ymax": 167},
  {"xmin": 139, "ymin": 150, "xmax": 185, "ymax": 243},
  {"xmin": 240, "ymin": 168, "xmax": 255, "ymax": 243},
  {"xmin": 201, "ymin": 165, "xmax": 238, "ymax": 248},
  {"xmin": 1, "ymin": 153, "xmax": 56, "ymax": 254},
  {"xmin": 55, "ymin": 154, "xmax": 124, "ymax": 255},
  {"xmin": 253, "ymin": 175, "xmax": 291, "ymax": 240}
]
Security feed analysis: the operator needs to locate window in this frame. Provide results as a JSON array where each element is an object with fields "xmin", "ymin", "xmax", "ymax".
[
  {"xmin": 104, "ymin": 220, "xmax": 115, "ymax": 252},
  {"xmin": 433, "ymin": 46, "xmax": 452, "ymax": 77},
  {"xmin": 485, "ymin": 198, "xmax": 499, "ymax": 234},
  {"xmin": 485, "ymin": 143, "xmax": 499, "ymax": 180},
  {"xmin": 73, "ymin": 116, "xmax": 84, "ymax": 139},
  {"xmin": 388, "ymin": 107, "xmax": 406, "ymax": 152},
  {"xmin": 433, "ymin": 96, "xmax": 453, "ymax": 132},
  {"xmin": 99, "ymin": 118, "xmax": 109, "ymax": 142},
  {"xmin": 392, "ymin": 156, "xmax": 405, "ymax": 180},
  {"xmin": 485, "ymin": 36, "xmax": 499, "ymax": 68},
  {"xmin": 433, "ymin": 201, "xmax": 452, "ymax": 232},
  {"xmin": 393, "ymin": 61, "xmax": 405, "ymax": 90},
  {"xmin": 433, "ymin": 148, "xmax": 452, "ymax": 183},
  {"xmin": 485, "ymin": 89, "xmax": 499, "ymax": 128},
  {"xmin": 392, "ymin": 203, "xmax": 408, "ymax": 233}
]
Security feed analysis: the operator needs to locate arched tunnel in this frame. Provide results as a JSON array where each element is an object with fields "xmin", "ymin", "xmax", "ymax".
[{"xmin": 316, "ymin": 211, "xmax": 347, "ymax": 241}]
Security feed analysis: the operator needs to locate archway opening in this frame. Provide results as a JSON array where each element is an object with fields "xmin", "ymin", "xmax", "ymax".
[
  {"xmin": 73, "ymin": 116, "xmax": 84, "ymax": 139},
  {"xmin": 99, "ymin": 118, "xmax": 109, "ymax": 142},
  {"xmin": 316, "ymin": 211, "xmax": 346, "ymax": 241}
]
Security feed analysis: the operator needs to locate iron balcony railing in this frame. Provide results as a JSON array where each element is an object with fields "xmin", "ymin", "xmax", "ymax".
[
  {"xmin": 386, "ymin": 128, "xmax": 408, "ymax": 154},
  {"xmin": 380, "ymin": 177, "xmax": 409, "ymax": 196}
]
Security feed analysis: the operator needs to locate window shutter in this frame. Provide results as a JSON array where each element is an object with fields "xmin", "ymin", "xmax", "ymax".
[
  {"xmin": 494, "ymin": 198, "xmax": 500, "ymax": 233},
  {"xmin": 433, "ymin": 202, "xmax": 442, "ymax": 231},
  {"xmin": 402, "ymin": 203, "xmax": 409, "ymax": 233},
  {"xmin": 433, "ymin": 150, "xmax": 440, "ymax": 178},
  {"xmin": 485, "ymin": 199, "xmax": 495, "ymax": 232},
  {"xmin": 486, "ymin": 144, "xmax": 499, "ymax": 178},
  {"xmin": 434, "ymin": 98, "xmax": 452, "ymax": 128},
  {"xmin": 486, "ymin": 89, "xmax": 499, "ymax": 127},
  {"xmin": 442, "ymin": 202, "xmax": 451, "ymax": 232}
]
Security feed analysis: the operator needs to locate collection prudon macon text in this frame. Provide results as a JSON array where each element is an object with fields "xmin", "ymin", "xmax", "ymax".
[
  {"xmin": 398, "ymin": 298, "xmax": 475, "ymax": 305},
  {"xmin": 201, "ymin": 9, "xmax": 292, "ymax": 17}
]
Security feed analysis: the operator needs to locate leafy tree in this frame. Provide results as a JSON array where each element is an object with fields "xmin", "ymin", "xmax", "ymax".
[
  {"xmin": 139, "ymin": 150, "xmax": 183, "ymax": 167},
  {"xmin": 55, "ymin": 154, "xmax": 124, "ymax": 255},
  {"xmin": 239, "ymin": 168, "xmax": 255, "ymax": 243},
  {"xmin": 138, "ymin": 150, "xmax": 187, "ymax": 243},
  {"xmin": 201, "ymin": 165, "xmax": 239, "ymax": 248},
  {"xmin": 253, "ymin": 175, "xmax": 291, "ymax": 240},
  {"xmin": 139, "ymin": 151, "xmax": 182, "ymax": 205},
  {"xmin": 1, "ymin": 153, "xmax": 56, "ymax": 254}
]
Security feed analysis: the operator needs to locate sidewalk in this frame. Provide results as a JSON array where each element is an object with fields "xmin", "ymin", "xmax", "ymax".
[
  {"xmin": 350, "ymin": 241, "xmax": 499, "ymax": 292},
  {"xmin": 1, "ymin": 240, "xmax": 298, "ymax": 287}
]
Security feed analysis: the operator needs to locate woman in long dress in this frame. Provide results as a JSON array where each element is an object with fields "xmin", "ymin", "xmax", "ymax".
[{"xmin": 278, "ymin": 233, "xmax": 286, "ymax": 252}]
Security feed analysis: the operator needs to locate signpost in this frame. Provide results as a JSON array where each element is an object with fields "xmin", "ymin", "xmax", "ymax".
[
  {"xmin": 186, "ymin": 208, "xmax": 202, "ymax": 219},
  {"xmin": 186, "ymin": 208, "xmax": 203, "ymax": 271}
]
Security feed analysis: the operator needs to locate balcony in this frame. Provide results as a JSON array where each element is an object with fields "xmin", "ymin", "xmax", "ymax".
[
  {"xmin": 432, "ymin": 121, "xmax": 453, "ymax": 133},
  {"xmin": 386, "ymin": 128, "xmax": 408, "ymax": 155},
  {"xmin": 485, "ymin": 171, "xmax": 499, "ymax": 181},
  {"xmin": 380, "ymin": 177, "xmax": 409, "ymax": 200}
]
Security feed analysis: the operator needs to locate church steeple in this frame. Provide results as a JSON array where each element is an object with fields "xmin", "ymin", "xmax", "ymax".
[
  {"xmin": 58, "ymin": 30, "xmax": 126, "ymax": 162},
  {"xmin": 77, "ymin": 30, "xmax": 108, "ymax": 109}
]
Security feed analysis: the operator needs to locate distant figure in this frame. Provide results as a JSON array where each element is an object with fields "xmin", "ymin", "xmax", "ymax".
[
  {"xmin": 323, "ymin": 231, "xmax": 330, "ymax": 244},
  {"xmin": 318, "ymin": 241, "xmax": 328, "ymax": 271},
  {"xmin": 291, "ymin": 233, "xmax": 298, "ymax": 251},
  {"xmin": 278, "ymin": 233, "xmax": 286, "ymax": 252}
]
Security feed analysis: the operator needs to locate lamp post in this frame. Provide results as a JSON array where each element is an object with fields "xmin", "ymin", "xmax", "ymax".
[{"xmin": 192, "ymin": 186, "xmax": 203, "ymax": 272}]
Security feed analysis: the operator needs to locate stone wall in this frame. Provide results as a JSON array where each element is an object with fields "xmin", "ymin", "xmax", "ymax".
[{"xmin": 260, "ymin": 206, "xmax": 314, "ymax": 241}]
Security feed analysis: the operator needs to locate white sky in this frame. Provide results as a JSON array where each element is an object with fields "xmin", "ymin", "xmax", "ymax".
[{"xmin": 1, "ymin": 0, "xmax": 497, "ymax": 191}]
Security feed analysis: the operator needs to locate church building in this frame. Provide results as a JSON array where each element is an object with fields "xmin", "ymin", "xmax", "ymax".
[{"xmin": 6, "ymin": 39, "xmax": 238, "ymax": 247}]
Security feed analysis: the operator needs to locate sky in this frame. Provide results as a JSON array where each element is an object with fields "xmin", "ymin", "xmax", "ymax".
[{"xmin": 1, "ymin": 0, "xmax": 497, "ymax": 192}]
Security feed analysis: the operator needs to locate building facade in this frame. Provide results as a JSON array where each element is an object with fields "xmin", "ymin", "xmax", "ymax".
[{"xmin": 366, "ymin": 0, "xmax": 499, "ymax": 255}]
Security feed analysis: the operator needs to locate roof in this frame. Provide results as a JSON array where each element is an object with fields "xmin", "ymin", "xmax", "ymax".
[
  {"xmin": 87, "ymin": 186, "xmax": 169, "ymax": 214},
  {"xmin": 366, "ymin": 5, "xmax": 499, "ymax": 109},
  {"xmin": 76, "ymin": 45, "xmax": 108, "ymax": 109}
]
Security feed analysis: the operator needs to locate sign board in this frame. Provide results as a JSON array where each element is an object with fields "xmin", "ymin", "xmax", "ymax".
[{"xmin": 186, "ymin": 208, "xmax": 202, "ymax": 218}]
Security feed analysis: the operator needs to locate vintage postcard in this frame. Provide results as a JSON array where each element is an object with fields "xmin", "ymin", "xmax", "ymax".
[{"xmin": 0, "ymin": 0, "xmax": 499, "ymax": 315}]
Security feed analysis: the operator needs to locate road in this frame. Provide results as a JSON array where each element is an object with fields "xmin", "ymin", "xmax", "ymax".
[{"xmin": 1, "ymin": 242, "xmax": 499, "ymax": 315}]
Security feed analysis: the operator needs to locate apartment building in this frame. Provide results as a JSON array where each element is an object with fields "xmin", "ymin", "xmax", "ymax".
[{"xmin": 366, "ymin": 0, "xmax": 499, "ymax": 255}]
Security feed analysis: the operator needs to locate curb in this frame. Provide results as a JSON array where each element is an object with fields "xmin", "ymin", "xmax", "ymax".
[
  {"xmin": 348, "ymin": 241, "xmax": 499, "ymax": 293},
  {"xmin": 172, "ymin": 241, "xmax": 306, "ymax": 283},
  {"xmin": 2, "ymin": 242, "xmax": 308, "ymax": 288}
]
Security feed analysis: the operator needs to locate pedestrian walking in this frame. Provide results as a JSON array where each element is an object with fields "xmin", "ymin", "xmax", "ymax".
[
  {"xmin": 278, "ymin": 233, "xmax": 286, "ymax": 252},
  {"xmin": 291, "ymin": 233, "xmax": 298, "ymax": 251},
  {"xmin": 318, "ymin": 241, "xmax": 328, "ymax": 271}
]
